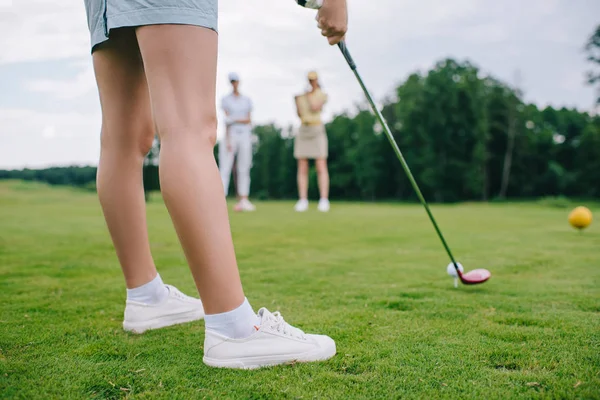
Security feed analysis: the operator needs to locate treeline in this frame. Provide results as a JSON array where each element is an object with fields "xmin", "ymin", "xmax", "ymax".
[
  {"xmin": 2, "ymin": 58, "xmax": 599, "ymax": 202},
  {"xmin": 0, "ymin": 166, "xmax": 97, "ymax": 189},
  {"xmin": 250, "ymin": 58, "xmax": 600, "ymax": 201}
]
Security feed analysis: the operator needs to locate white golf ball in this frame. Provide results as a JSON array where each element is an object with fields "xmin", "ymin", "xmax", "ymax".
[{"xmin": 447, "ymin": 262, "xmax": 464, "ymax": 277}]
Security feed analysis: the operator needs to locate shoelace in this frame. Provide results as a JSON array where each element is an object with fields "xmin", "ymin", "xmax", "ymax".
[
  {"xmin": 166, "ymin": 285, "xmax": 188, "ymax": 301},
  {"xmin": 264, "ymin": 311, "xmax": 307, "ymax": 340}
]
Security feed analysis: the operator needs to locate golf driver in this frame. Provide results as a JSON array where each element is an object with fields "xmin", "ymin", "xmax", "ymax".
[
  {"xmin": 336, "ymin": 41, "xmax": 491, "ymax": 285},
  {"xmin": 296, "ymin": 0, "xmax": 490, "ymax": 285}
]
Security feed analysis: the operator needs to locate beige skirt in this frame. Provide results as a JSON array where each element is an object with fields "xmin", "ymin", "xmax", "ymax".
[{"xmin": 294, "ymin": 124, "xmax": 328, "ymax": 160}]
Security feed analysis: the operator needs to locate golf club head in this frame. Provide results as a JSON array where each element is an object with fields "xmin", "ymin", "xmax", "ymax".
[{"xmin": 459, "ymin": 269, "xmax": 491, "ymax": 285}]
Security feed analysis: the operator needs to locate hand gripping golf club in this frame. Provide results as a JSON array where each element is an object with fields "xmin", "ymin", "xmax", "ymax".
[
  {"xmin": 295, "ymin": 0, "xmax": 323, "ymax": 9},
  {"xmin": 337, "ymin": 41, "xmax": 490, "ymax": 285}
]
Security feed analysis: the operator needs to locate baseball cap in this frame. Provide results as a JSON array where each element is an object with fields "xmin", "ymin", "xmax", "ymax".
[
  {"xmin": 307, "ymin": 71, "xmax": 319, "ymax": 80},
  {"xmin": 228, "ymin": 72, "xmax": 240, "ymax": 82}
]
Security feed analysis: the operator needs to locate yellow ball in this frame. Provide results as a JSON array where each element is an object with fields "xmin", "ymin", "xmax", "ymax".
[{"xmin": 568, "ymin": 206, "xmax": 593, "ymax": 230}]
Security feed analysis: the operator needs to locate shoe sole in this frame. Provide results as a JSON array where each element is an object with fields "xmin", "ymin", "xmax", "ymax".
[
  {"xmin": 202, "ymin": 341, "xmax": 336, "ymax": 370},
  {"xmin": 123, "ymin": 309, "xmax": 204, "ymax": 334}
]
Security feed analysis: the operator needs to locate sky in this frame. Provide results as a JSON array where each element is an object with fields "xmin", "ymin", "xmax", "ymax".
[{"xmin": 0, "ymin": 0, "xmax": 598, "ymax": 169}]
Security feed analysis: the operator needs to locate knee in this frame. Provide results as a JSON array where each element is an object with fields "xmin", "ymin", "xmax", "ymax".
[
  {"xmin": 202, "ymin": 115, "xmax": 218, "ymax": 147},
  {"xmin": 157, "ymin": 113, "xmax": 217, "ymax": 149},
  {"xmin": 100, "ymin": 121, "xmax": 155, "ymax": 158},
  {"xmin": 298, "ymin": 160, "xmax": 309, "ymax": 174},
  {"xmin": 139, "ymin": 132, "xmax": 156, "ymax": 155},
  {"xmin": 316, "ymin": 160, "xmax": 328, "ymax": 174}
]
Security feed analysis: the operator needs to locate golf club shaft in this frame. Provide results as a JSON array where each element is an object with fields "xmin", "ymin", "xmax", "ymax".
[{"xmin": 337, "ymin": 41, "xmax": 462, "ymax": 275}]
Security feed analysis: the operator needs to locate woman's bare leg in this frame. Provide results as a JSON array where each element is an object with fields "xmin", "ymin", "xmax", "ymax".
[
  {"xmin": 93, "ymin": 29, "xmax": 158, "ymax": 289},
  {"xmin": 135, "ymin": 25, "xmax": 244, "ymax": 314},
  {"xmin": 315, "ymin": 158, "xmax": 329, "ymax": 199},
  {"xmin": 297, "ymin": 159, "xmax": 309, "ymax": 200}
]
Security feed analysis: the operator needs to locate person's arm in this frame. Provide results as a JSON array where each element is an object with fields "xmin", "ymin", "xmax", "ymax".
[
  {"xmin": 221, "ymin": 99, "xmax": 233, "ymax": 151},
  {"xmin": 223, "ymin": 114, "xmax": 232, "ymax": 151},
  {"xmin": 224, "ymin": 98, "xmax": 252, "ymax": 125},
  {"xmin": 236, "ymin": 114, "xmax": 252, "ymax": 125},
  {"xmin": 223, "ymin": 110, "xmax": 233, "ymax": 125},
  {"xmin": 235, "ymin": 98, "xmax": 252, "ymax": 124},
  {"xmin": 295, "ymin": 95, "xmax": 304, "ymax": 118},
  {"xmin": 222, "ymin": 97, "xmax": 233, "ymax": 126},
  {"xmin": 307, "ymin": 92, "xmax": 326, "ymax": 113}
]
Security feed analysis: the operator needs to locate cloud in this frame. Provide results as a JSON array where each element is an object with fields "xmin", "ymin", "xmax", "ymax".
[
  {"xmin": 41, "ymin": 125, "xmax": 55, "ymax": 138},
  {"xmin": 0, "ymin": 108, "xmax": 100, "ymax": 139},
  {"xmin": 0, "ymin": 108, "xmax": 101, "ymax": 168},
  {"xmin": 0, "ymin": 2, "xmax": 89, "ymax": 65},
  {"xmin": 25, "ymin": 60, "xmax": 96, "ymax": 100}
]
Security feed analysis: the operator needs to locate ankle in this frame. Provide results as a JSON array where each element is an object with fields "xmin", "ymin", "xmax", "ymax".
[
  {"xmin": 126, "ymin": 273, "xmax": 169, "ymax": 305},
  {"xmin": 204, "ymin": 298, "xmax": 260, "ymax": 339}
]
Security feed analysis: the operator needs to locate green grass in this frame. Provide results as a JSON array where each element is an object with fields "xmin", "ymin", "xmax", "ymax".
[{"xmin": 1, "ymin": 181, "xmax": 599, "ymax": 399}]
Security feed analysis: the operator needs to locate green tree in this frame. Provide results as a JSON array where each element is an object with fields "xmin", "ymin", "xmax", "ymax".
[
  {"xmin": 584, "ymin": 24, "xmax": 600, "ymax": 104},
  {"xmin": 3, "ymin": 56, "xmax": 599, "ymax": 202},
  {"xmin": 573, "ymin": 118, "xmax": 600, "ymax": 197}
]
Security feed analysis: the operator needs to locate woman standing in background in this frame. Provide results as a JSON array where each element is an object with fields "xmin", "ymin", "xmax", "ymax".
[{"xmin": 294, "ymin": 71, "xmax": 331, "ymax": 212}]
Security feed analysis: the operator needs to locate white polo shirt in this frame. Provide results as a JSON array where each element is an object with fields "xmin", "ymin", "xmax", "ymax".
[{"xmin": 221, "ymin": 93, "xmax": 253, "ymax": 134}]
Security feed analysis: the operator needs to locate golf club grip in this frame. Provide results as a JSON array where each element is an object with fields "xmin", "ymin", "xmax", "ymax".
[
  {"xmin": 337, "ymin": 41, "xmax": 356, "ymax": 70},
  {"xmin": 296, "ymin": 0, "xmax": 323, "ymax": 9}
]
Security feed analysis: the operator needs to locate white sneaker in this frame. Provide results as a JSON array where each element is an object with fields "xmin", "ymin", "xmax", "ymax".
[
  {"xmin": 123, "ymin": 285, "xmax": 204, "ymax": 334},
  {"xmin": 234, "ymin": 199, "xmax": 256, "ymax": 212},
  {"xmin": 294, "ymin": 199, "xmax": 309, "ymax": 212},
  {"xmin": 203, "ymin": 308, "xmax": 336, "ymax": 369},
  {"xmin": 317, "ymin": 198, "xmax": 330, "ymax": 212}
]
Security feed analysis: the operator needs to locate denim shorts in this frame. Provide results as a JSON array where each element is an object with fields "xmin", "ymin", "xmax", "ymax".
[{"xmin": 83, "ymin": 0, "xmax": 218, "ymax": 51}]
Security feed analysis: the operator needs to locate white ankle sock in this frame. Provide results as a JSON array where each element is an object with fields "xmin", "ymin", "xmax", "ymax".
[
  {"xmin": 126, "ymin": 274, "xmax": 169, "ymax": 305},
  {"xmin": 204, "ymin": 298, "xmax": 261, "ymax": 339}
]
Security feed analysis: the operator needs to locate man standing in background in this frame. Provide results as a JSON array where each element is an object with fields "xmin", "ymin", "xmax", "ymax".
[{"xmin": 219, "ymin": 72, "xmax": 256, "ymax": 212}]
